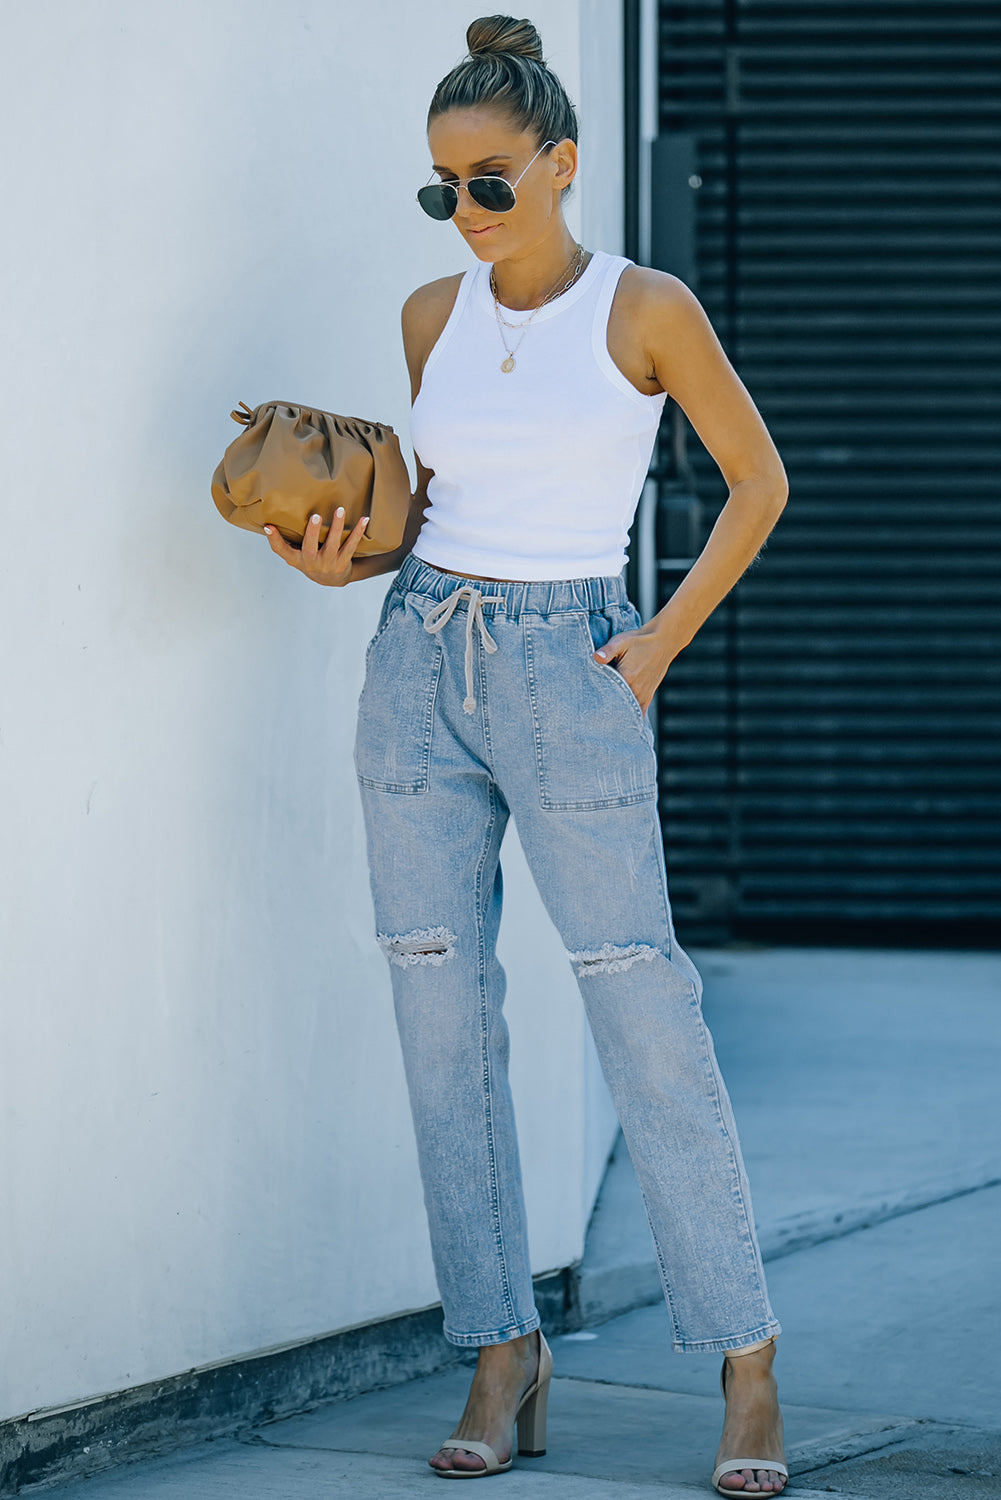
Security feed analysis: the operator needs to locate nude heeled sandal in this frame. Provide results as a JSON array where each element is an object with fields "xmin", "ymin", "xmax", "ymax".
[
  {"xmin": 712, "ymin": 1336, "xmax": 789, "ymax": 1496},
  {"xmin": 435, "ymin": 1331, "xmax": 553, "ymax": 1479}
]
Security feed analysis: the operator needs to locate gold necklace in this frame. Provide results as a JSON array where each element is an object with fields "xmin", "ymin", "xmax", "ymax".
[{"xmin": 490, "ymin": 245, "xmax": 588, "ymax": 373}]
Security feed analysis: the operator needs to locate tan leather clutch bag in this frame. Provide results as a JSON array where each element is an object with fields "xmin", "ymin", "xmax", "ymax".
[{"xmin": 211, "ymin": 400, "xmax": 412, "ymax": 553}]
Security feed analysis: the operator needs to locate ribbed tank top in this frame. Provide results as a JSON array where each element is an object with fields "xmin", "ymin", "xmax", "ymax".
[{"xmin": 409, "ymin": 250, "xmax": 667, "ymax": 581}]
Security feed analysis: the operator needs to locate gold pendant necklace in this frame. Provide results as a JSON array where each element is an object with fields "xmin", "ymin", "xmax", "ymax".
[{"xmin": 490, "ymin": 245, "xmax": 588, "ymax": 373}]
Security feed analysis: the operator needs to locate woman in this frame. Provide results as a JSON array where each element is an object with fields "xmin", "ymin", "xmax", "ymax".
[{"xmin": 263, "ymin": 15, "xmax": 789, "ymax": 1492}]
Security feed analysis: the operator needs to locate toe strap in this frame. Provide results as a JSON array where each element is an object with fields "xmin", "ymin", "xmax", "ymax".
[
  {"xmin": 713, "ymin": 1459, "xmax": 789, "ymax": 1490},
  {"xmin": 439, "ymin": 1439, "xmax": 505, "ymax": 1473}
]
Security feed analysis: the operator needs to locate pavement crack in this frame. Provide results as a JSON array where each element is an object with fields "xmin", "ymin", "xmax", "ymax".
[
  {"xmin": 788, "ymin": 1418, "xmax": 934, "ymax": 1475},
  {"xmin": 239, "ymin": 1433, "xmax": 382, "ymax": 1456},
  {"xmin": 553, "ymin": 1373, "xmax": 702, "ymax": 1394},
  {"xmin": 761, "ymin": 1175, "xmax": 1001, "ymax": 1263}
]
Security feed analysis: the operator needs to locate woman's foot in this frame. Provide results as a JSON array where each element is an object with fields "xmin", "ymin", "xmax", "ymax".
[
  {"xmin": 714, "ymin": 1340, "xmax": 787, "ymax": 1494},
  {"xmin": 428, "ymin": 1331, "xmax": 541, "ymax": 1474}
]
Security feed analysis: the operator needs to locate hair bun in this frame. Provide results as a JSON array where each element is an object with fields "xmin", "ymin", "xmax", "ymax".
[{"xmin": 466, "ymin": 15, "xmax": 545, "ymax": 64}]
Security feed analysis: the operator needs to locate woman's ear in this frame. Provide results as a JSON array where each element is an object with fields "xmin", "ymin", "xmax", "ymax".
[{"xmin": 551, "ymin": 138, "xmax": 577, "ymax": 191}]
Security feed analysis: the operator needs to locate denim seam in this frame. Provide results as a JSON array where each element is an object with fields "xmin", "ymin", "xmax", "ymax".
[
  {"xmin": 356, "ymin": 776, "xmax": 426, "ymax": 795},
  {"xmin": 542, "ymin": 788, "xmax": 659, "ymax": 812},
  {"xmin": 621, "ymin": 829, "xmax": 693, "ymax": 1339},
  {"xmin": 689, "ymin": 988, "xmax": 775, "ymax": 1326},
  {"xmin": 524, "ymin": 623, "xmax": 549, "ymax": 803},
  {"xmin": 645, "ymin": 798, "xmax": 677, "ymax": 963},
  {"xmin": 630, "ymin": 1167, "xmax": 684, "ymax": 1347},
  {"xmin": 422, "ymin": 642, "xmax": 444, "ymax": 793},
  {"xmin": 473, "ymin": 779, "xmax": 517, "ymax": 1334}
]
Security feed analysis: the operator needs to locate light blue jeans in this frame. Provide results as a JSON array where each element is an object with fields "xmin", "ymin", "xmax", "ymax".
[{"xmin": 354, "ymin": 553, "xmax": 780, "ymax": 1353}]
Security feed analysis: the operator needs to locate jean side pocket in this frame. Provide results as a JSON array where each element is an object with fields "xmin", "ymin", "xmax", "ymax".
[
  {"xmin": 362, "ymin": 585, "xmax": 404, "ymax": 670},
  {"xmin": 524, "ymin": 613, "xmax": 658, "ymax": 812},
  {"xmin": 584, "ymin": 607, "xmax": 651, "ymax": 729},
  {"xmin": 354, "ymin": 596, "xmax": 442, "ymax": 794}
]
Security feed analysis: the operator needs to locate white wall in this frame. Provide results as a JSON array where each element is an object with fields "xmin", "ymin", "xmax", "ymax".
[{"xmin": 0, "ymin": 1, "xmax": 622, "ymax": 1421}]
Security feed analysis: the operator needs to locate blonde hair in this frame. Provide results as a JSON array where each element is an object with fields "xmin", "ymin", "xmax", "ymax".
[{"xmin": 428, "ymin": 15, "xmax": 579, "ymax": 197}]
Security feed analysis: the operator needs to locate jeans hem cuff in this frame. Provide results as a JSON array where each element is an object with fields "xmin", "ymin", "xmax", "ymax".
[
  {"xmin": 671, "ymin": 1320, "xmax": 781, "ymax": 1355},
  {"xmin": 443, "ymin": 1313, "xmax": 542, "ymax": 1348}
]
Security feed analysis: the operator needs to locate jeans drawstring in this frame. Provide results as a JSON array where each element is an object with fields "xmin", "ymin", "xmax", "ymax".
[{"xmin": 423, "ymin": 585, "xmax": 505, "ymax": 714}]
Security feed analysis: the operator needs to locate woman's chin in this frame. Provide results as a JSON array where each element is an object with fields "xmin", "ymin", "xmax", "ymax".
[{"xmin": 463, "ymin": 227, "xmax": 503, "ymax": 258}]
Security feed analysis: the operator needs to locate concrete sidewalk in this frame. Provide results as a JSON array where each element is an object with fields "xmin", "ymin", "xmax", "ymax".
[{"xmin": 33, "ymin": 948, "xmax": 1001, "ymax": 1498}]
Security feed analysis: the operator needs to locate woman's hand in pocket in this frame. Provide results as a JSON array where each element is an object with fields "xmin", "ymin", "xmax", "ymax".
[
  {"xmin": 594, "ymin": 624, "xmax": 680, "ymax": 714},
  {"xmin": 263, "ymin": 508, "xmax": 368, "ymax": 587}
]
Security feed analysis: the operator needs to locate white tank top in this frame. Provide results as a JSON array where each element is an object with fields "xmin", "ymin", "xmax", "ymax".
[{"xmin": 409, "ymin": 250, "xmax": 667, "ymax": 581}]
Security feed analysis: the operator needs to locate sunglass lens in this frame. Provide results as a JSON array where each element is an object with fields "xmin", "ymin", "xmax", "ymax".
[
  {"xmin": 468, "ymin": 177, "xmax": 516, "ymax": 213},
  {"xmin": 417, "ymin": 184, "xmax": 457, "ymax": 220}
]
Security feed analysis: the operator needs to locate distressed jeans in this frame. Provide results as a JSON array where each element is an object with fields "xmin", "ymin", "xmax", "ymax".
[{"xmin": 354, "ymin": 553, "xmax": 780, "ymax": 1353}]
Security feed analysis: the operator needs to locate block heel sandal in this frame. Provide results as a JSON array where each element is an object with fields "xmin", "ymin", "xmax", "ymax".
[
  {"xmin": 712, "ymin": 1336, "xmax": 789, "ymax": 1496},
  {"xmin": 435, "ymin": 1331, "xmax": 553, "ymax": 1479}
]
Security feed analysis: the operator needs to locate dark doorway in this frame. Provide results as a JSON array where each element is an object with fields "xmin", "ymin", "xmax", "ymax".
[{"xmin": 648, "ymin": 1, "xmax": 1001, "ymax": 947}]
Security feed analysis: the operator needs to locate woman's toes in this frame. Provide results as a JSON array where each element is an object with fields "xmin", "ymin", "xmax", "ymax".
[
  {"xmin": 718, "ymin": 1467, "xmax": 787, "ymax": 1494},
  {"xmin": 454, "ymin": 1450, "xmax": 486, "ymax": 1472},
  {"xmin": 721, "ymin": 1470, "xmax": 784, "ymax": 1494},
  {"xmin": 428, "ymin": 1447, "xmax": 487, "ymax": 1473}
]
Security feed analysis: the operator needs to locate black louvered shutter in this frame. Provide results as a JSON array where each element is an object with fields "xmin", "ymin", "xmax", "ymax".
[{"xmin": 651, "ymin": 0, "xmax": 1001, "ymax": 945}]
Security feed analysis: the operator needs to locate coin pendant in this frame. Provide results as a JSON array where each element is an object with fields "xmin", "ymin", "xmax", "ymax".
[{"xmin": 501, "ymin": 355, "xmax": 516, "ymax": 373}]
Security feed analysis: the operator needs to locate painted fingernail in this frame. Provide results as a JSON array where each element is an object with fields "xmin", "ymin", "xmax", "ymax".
[
  {"xmin": 595, "ymin": 651, "xmax": 606, "ymax": 660},
  {"xmin": 263, "ymin": 525, "xmax": 272, "ymax": 534},
  {"xmin": 361, "ymin": 516, "xmax": 370, "ymax": 526},
  {"xmin": 311, "ymin": 514, "xmax": 322, "ymax": 525},
  {"xmin": 335, "ymin": 507, "xmax": 345, "ymax": 518}
]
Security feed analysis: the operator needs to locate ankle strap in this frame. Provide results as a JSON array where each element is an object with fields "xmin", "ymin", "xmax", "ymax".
[{"xmin": 723, "ymin": 1335, "xmax": 777, "ymax": 1358}]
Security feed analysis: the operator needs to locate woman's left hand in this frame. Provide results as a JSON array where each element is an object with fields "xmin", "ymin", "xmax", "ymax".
[{"xmin": 594, "ymin": 625, "xmax": 680, "ymax": 715}]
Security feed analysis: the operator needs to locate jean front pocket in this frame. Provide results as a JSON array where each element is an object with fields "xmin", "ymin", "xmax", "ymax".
[
  {"xmin": 524, "ymin": 611, "xmax": 658, "ymax": 812},
  {"xmin": 354, "ymin": 595, "xmax": 442, "ymax": 794}
]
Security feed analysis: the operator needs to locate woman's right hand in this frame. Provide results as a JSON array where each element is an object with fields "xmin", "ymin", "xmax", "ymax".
[{"xmin": 263, "ymin": 508, "xmax": 369, "ymax": 587}]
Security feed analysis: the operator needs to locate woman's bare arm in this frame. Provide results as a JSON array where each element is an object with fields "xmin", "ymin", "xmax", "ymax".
[
  {"xmin": 348, "ymin": 277, "xmax": 464, "ymax": 581},
  {"xmin": 597, "ymin": 269, "xmax": 789, "ymax": 710}
]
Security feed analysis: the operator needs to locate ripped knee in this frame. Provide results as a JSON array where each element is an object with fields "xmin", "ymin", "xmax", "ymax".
[
  {"xmin": 568, "ymin": 942, "xmax": 659, "ymax": 977},
  {"xmin": 377, "ymin": 925, "xmax": 457, "ymax": 969}
]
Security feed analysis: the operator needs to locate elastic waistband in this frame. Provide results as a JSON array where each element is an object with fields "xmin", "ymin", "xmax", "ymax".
[{"xmin": 394, "ymin": 552, "xmax": 630, "ymax": 618}]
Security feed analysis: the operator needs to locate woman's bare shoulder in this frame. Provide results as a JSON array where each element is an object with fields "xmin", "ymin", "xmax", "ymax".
[
  {"xmin": 613, "ymin": 265, "xmax": 730, "ymax": 389},
  {"xmin": 616, "ymin": 264, "xmax": 701, "ymax": 322},
  {"xmin": 402, "ymin": 273, "xmax": 466, "ymax": 341},
  {"xmin": 401, "ymin": 273, "xmax": 466, "ymax": 394}
]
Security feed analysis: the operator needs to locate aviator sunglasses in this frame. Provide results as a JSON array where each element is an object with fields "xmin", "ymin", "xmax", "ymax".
[{"xmin": 417, "ymin": 140, "xmax": 557, "ymax": 221}]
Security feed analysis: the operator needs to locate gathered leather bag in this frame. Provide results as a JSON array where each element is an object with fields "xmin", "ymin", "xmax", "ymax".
[{"xmin": 211, "ymin": 400, "xmax": 412, "ymax": 553}]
